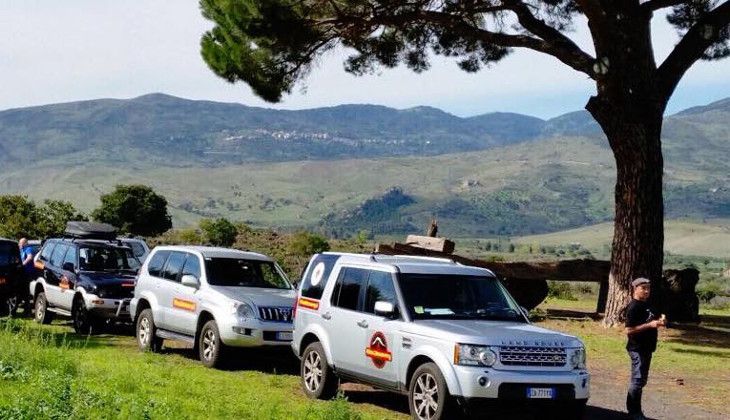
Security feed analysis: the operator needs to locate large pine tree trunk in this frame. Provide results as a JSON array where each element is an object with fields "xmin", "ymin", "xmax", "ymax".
[{"xmin": 589, "ymin": 101, "xmax": 665, "ymax": 327}]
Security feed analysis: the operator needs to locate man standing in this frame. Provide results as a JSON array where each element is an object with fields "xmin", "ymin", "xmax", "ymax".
[
  {"xmin": 19, "ymin": 238, "xmax": 35, "ymax": 275},
  {"xmin": 625, "ymin": 277, "xmax": 666, "ymax": 420}
]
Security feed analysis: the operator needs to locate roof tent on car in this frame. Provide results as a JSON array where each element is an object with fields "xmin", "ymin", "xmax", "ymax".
[{"xmin": 64, "ymin": 221, "xmax": 117, "ymax": 240}]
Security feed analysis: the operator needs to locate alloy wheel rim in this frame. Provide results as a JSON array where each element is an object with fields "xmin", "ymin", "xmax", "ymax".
[
  {"xmin": 202, "ymin": 328, "xmax": 216, "ymax": 361},
  {"xmin": 35, "ymin": 297, "xmax": 44, "ymax": 321},
  {"xmin": 303, "ymin": 350, "xmax": 322, "ymax": 392},
  {"xmin": 413, "ymin": 373, "xmax": 439, "ymax": 420},
  {"xmin": 139, "ymin": 317, "xmax": 150, "ymax": 345}
]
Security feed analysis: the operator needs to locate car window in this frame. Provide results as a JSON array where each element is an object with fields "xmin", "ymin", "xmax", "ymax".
[
  {"xmin": 0, "ymin": 241, "xmax": 20, "ymax": 266},
  {"xmin": 364, "ymin": 270, "xmax": 398, "ymax": 314},
  {"xmin": 300, "ymin": 254, "xmax": 341, "ymax": 300},
  {"xmin": 161, "ymin": 252, "xmax": 186, "ymax": 282},
  {"xmin": 331, "ymin": 267, "xmax": 368, "ymax": 311},
  {"xmin": 125, "ymin": 241, "xmax": 146, "ymax": 258},
  {"xmin": 181, "ymin": 253, "xmax": 201, "ymax": 280},
  {"xmin": 204, "ymin": 258, "xmax": 291, "ymax": 289},
  {"xmin": 147, "ymin": 250, "xmax": 170, "ymax": 277},
  {"xmin": 39, "ymin": 242, "xmax": 56, "ymax": 262},
  {"xmin": 62, "ymin": 246, "xmax": 78, "ymax": 268},
  {"xmin": 78, "ymin": 246, "xmax": 140, "ymax": 271},
  {"xmin": 49, "ymin": 244, "xmax": 68, "ymax": 267}
]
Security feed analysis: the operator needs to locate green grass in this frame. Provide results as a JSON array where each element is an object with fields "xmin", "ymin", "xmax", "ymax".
[
  {"xmin": 514, "ymin": 219, "xmax": 730, "ymax": 258},
  {"xmin": 0, "ymin": 319, "xmax": 399, "ymax": 419}
]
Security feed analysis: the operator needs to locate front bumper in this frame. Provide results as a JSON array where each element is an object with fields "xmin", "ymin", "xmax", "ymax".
[
  {"xmin": 83, "ymin": 294, "xmax": 131, "ymax": 319},
  {"xmin": 452, "ymin": 365, "xmax": 590, "ymax": 400},
  {"xmin": 218, "ymin": 316, "xmax": 294, "ymax": 347}
]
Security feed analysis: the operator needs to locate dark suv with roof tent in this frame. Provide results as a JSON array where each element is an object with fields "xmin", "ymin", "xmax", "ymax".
[{"xmin": 30, "ymin": 222, "xmax": 141, "ymax": 334}]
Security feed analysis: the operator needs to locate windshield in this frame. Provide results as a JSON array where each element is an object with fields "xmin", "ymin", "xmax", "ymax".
[
  {"xmin": 123, "ymin": 241, "xmax": 147, "ymax": 258},
  {"xmin": 79, "ymin": 246, "xmax": 141, "ymax": 271},
  {"xmin": 398, "ymin": 274, "xmax": 525, "ymax": 322},
  {"xmin": 205, "ymin": 258, "xmax": 291, "ymax": 289},
  {"xmin": 0, "ymin": 242, "xmax": 20, "ymax": 266}
]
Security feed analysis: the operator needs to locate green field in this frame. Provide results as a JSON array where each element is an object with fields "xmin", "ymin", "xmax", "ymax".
[
  {"xmin": 513, "ymin": 219, "xmax": 730, "ymax": 258},
  {"xmin": 2, "ymin": 307, "xmax": 728, "ymax": 419},
  {"xmin": 0, "ymin": 319, "xmax": 395, "ymax": 419}
]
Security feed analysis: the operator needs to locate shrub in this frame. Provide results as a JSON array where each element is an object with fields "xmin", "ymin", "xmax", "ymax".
[
  {"xmin": 200, "ymin": 218, "xmax": 238, "ymax": 247},
  {"xmin": 547, "ymin": 281, "xmax": 577, "ymax": 301},
  {"xmin": 287, "ymin": 231, "xmax": 330, "ymax": 257}
]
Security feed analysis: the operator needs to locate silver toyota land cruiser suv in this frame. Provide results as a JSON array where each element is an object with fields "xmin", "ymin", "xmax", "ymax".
[
  {"xmin": 131, "ymin": 246, "xmax": 296, "ymax": 368},
  {"xmin": 292, "ymin": 253, "xmax": 590, "ymax": 419}
]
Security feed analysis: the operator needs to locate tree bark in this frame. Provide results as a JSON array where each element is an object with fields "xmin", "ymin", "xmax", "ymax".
[{"xmin": 589, "ymin": 101, "xmax": 665, "ymax": 327}]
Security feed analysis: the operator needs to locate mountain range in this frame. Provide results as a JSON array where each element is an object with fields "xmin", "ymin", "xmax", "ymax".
[{"xmin": 0, "ymin": 94, "xmax": 728, "ymax": 237}]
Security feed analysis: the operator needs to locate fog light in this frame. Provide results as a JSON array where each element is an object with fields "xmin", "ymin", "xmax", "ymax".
[{"xmin": 478, "ymin": 376, "xmax": 489, "ymax": 387}]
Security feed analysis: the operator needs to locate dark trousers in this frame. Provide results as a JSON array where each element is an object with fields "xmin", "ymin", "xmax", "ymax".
[{"xmin": 627, "ymin": 350, "xmax": 653, "ymax": 415}]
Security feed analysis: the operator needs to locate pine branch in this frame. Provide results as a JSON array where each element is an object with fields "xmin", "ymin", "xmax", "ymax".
[
  {"xmin": 641, "ymin": 0, "xmax": 688, "ymax": 13},
  {"xmin": 657, "ymin": 0, "xmax": 730, "ymax": 100}
]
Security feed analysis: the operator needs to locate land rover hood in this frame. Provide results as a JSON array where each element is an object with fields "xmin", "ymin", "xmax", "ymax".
[
  {"xmin": 212, "ymin": 286, "xmax": 296, "ymax": 307},
  {"xmin": 408, "ymin": 320, "xmax": 582, "ymax": 347}
]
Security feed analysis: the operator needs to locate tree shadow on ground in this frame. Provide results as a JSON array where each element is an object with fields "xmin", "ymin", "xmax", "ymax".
[
  {"xmin": 160, "ymin": 345, "xmax": 299, "ymax": 375},
  {"xmin": 664, "ymin": 315, "xmax": 730, "ymax": 348},
  {"xmin": 342, "ymin": 387, "xmax": 627, "ymax": 419}
]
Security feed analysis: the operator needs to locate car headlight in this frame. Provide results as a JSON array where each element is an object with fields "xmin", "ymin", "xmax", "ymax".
[
  {"xmin": 232, "ymin": 302, "xmax": 255, "ymax": 319},
  {"xmin": 570, "ymin": 347, "xmax": 586, "ymax": 369},
  {"xmin": 454, "ymin": 344, "xmax": 497, "ymax": 367}
]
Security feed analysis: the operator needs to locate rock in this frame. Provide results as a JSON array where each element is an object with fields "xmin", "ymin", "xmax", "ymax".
[{"xmin": 661, "ymin": 268, "xmax": 700, "ymax": 323}]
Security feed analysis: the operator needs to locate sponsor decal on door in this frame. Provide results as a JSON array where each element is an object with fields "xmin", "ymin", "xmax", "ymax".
[
  {"xmin": 172, "ymin": 297, "xmax": 196, "ymax": 312},
  {"xmin": 365, "ymin": 331, "xmax": 392, "ymax": 369}
]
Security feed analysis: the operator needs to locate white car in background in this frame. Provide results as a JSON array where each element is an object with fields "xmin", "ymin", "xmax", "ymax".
[{"xmin": 130, "ymin": 246, "xmax": 296, "ymax": 368}]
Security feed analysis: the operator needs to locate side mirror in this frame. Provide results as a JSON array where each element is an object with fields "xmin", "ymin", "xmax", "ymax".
[
  {"xmin": 62, "ymin": 262, "xmax": 76, "ymax": 272},
  {"xmin": 181, "ymin": 274, "xmax": 200, "ymax": 289},
  {"xmin": 374, "ymin": 301, "xmax": 396, "ymax": 318}
]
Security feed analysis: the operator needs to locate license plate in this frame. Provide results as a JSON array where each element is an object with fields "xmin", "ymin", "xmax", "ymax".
[
  {"xmin": 277, "ymin": 332, "xmax": 293, "ymax": 341},
  {"xmin": 526, "ymin": 387, "xmax": 555, "ymax": 399}
]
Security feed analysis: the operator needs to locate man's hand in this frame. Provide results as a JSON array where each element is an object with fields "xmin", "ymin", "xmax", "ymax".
[{"xmin": 626, "ymin": 319, "xmax": 665, "ymax": 335}]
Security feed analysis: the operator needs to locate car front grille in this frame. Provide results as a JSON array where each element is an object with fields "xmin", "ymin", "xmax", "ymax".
[
  {"xmin": 499, "ymin": 346, "xmax": 567, "ymax": 367},
  {"xmin": 258, "ymin": 306, "xmax": 293, "ymax": 323}
]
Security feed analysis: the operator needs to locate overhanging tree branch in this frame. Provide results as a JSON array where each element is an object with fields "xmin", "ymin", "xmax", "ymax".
[
  {"xmin": 641, "ymin": 0, "xmax": 688, "ymax": 13},
  {"xmin": 657, "ymin": 0, "xmax": 730, "ymax": 100},
  {"xmin": 505, "ymin": 1, "xmax": 596, "ymax": 76}
]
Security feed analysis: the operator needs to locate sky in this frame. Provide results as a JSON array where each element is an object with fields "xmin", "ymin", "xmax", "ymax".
[{"xmin": 1, "ymin": 0, "xmax": 729, "ymax": 119}]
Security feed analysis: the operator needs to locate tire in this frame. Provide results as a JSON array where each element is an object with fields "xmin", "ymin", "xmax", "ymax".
[
  {"xmin": 198, "ymin": 320, "xmax": 228, "ymax": 368},
  {"xmin": 300, "ymin": 341, "xmax": 339, "ymax": 400},
  {"xmin": 408, "ymin": 362, "xmax": 454, "ymax": 420},
  {"xmin": 34, "ymin": 292, "xmax": 54, "ymax": 324},
  {"xmin": 72, "ymin": 298, "xmax": 102, "ymax": 335},
  {"xmin": 0, "ymin": 294, "xmax": 10, "ymax": 317},
  {"xmin": 136, "ymin": 309, "xmax": 163, "ymax": 352}
]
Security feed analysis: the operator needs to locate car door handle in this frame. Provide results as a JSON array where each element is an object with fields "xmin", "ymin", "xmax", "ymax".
[
  {"xmin": 357, "ymin": 320, "xmax": 368, "ymax": 328},
  {"xmin": 321, "ymin": 312, "xmax": 332, "ymax": 320}
]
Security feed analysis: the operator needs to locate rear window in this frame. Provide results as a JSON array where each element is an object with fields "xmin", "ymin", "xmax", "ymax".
[
  {"xmin": 0, "ymin": 241, "xmax": 20, "ymax": 266},
  {"xmin": 125, "ymin": 241, "xmax": 147, "ymax": 258},
  {"xmin": 300, "ymin": 254, "xmax": 340, "ymax": 300}
]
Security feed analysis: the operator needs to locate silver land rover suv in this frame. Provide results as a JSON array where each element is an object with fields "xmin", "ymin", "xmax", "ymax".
[
  {"xmin": 292, "ymin": 253, "xmax": 590, "ymax": 419},
  {"xmin": 131, "ymin": 246, "xmax": 296, "ymax": 368}
]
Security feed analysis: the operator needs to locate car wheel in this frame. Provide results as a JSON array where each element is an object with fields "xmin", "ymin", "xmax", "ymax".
[
  {"xmin": 199, "ymin": 320, "xmax": 227, "ymax": 368},
  {"xmin": 300, "ymin": 341, "xmax": 339, "ymax": 400},
  {"xmin": 34, "ymin": 292, "xmax": 54, "ymax": 324},
  {"xmin": 136, "ymin": 309, "xmax": 163, "ymax": 352},
  {"xmin": 73, "ymin": 298, "xmax": 101, "ymax": 335},
  {"xmin": 409, "ymin": 362, "xmax": 454, "ymax": 420}
]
